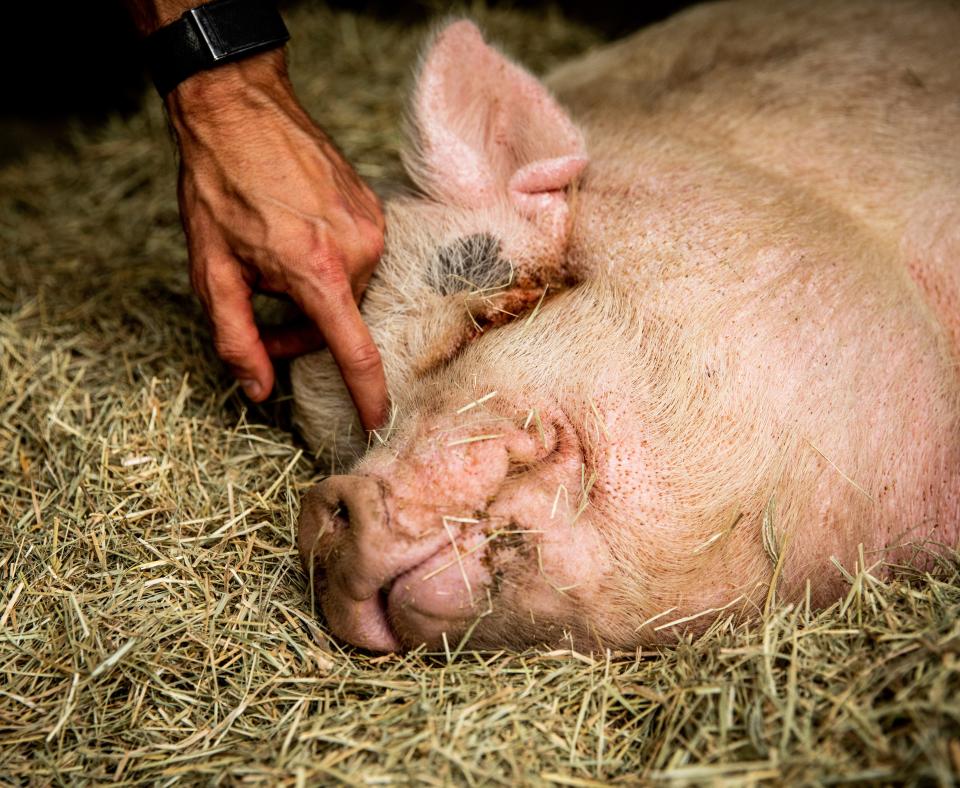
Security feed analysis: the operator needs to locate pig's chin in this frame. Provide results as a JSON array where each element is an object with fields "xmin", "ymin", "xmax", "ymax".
[{"xmin": 384, "ymin": 531, "xmax": 494, "ymax": 648}]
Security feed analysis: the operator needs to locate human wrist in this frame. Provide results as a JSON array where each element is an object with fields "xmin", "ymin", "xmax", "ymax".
[
  {"xmin": 140, "ymin": 0, "xmax": 290, "ymax": 103},
  {"xmin": 165, "ymin": 48, "xmax": 293, "ymax": 129}
]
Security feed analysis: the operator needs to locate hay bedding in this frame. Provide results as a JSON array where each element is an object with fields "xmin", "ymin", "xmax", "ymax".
[{"xmin": 1, "ymin": 2, "xmax": 959, "ymax": 783}]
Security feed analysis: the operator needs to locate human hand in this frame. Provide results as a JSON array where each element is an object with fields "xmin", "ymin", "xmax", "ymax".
[{"xmin": 165, "ymin": 50, "xmax": 388, "ymax": 430}]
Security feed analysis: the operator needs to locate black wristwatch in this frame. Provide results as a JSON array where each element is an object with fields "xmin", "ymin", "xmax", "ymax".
[{"xmin": 144, "ymin": 0, "xmax": 290, "ymax": 97}]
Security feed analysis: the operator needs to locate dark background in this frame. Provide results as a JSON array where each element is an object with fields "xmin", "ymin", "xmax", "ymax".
[{"xmin": 0, "ymin": 0, "xmax": 696, "ymax": 160}]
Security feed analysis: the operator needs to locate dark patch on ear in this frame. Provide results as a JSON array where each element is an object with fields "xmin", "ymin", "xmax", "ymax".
[{"xmin": 430, "ymin": 233, "xmax": 513, "ymax": 295}]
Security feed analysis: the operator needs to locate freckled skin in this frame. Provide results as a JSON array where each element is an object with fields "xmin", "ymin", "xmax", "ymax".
[{"xmin": 294, "ymin": 1, "xmax": 960, "ymax": 652}]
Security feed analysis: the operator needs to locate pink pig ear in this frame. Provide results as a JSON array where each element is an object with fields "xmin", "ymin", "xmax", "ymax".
[{"xmin": 410, "ymin": 20, "xmax": 587, "ymax": 228}]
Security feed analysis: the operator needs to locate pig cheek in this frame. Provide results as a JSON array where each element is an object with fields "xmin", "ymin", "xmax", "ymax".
[
  {"xmin": 585, "ymin": 384, "xmax": 675, "ymax": 538},
  {"xmin": 531, "ymin": 522, "xmax": 610, "ymax": 615},
  {"xmin": 595, "ymin": 435, "xmax": 671, "ymax": 533},
  {"xmin": 487, "ymin": 491, "xmax": 611, "ymax": 625},
  {"xmin": 486, "ymin": 528, "xmax": 611, "ymax": 642}
]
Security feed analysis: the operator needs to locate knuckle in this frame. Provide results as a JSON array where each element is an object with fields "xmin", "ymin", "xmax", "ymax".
[
  {"xmin": 193, "ymin": 259, "xmax": 230, "ymax": 299},
  {"xmin": 212, "ymin": 326, "xmax": 257, "ymax": 365},
  {"xmin": 299, "ymin": 221, "xmax": 334, "ymax": 257},
  {"xmin": 362, "ymin": 228, "xmax": 386, "ymax": 261},
  {"xmin": 308, "ymin": 255, "xmax": 346, "ymax": 283},
  {"xmin": 304, "ymin": 266, "xmax": 352, "ymax": 303},
  {"xmin": 296, "ymin": 240, "xmax": 344, "ymax": 282},
  {"xmin": 213, "ymin": 336, "xmax": 247, "ymax": 364},
  {"xmin": 345, "ymin": 341, "xmax": 382, "ymax": 376},
  {"xmin": 288, "ymin": 221, "xmax": 382, "ymax": 287}
]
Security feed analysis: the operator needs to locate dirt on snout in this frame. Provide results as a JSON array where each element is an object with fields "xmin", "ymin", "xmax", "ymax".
[{"xmin": 1, "ymin": 2, "xmax": 959, "ymax": 784}]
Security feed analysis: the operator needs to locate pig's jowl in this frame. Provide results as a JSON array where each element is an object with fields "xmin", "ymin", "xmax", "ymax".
[{"xmin": 293, "ymin": 1, "xmax": 960, "ymax": 652}]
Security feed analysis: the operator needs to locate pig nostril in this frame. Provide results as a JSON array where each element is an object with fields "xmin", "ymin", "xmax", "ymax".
[
  {"xmin": 505, "ymin": 457, "xmax": 536, "ymax": 480},
  {"xmin": 332, "ymin": 500, "xmax": 351, "ymax": 530}
]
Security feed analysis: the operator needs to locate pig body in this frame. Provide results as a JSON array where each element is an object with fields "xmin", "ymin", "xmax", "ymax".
[{"xmin": 294, "ymin": 0, "xmax": 960, "ymax": 652}]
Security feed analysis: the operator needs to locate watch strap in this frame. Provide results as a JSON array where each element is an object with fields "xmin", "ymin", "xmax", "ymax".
[{"xmin": 145, "ymin": 0, "xmax": 290, "ymax": 96}]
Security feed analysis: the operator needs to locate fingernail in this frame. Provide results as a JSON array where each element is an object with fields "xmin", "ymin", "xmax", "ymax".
[{"xmin": 240, "ymin": 379, "xmax": 262, "ymax": 399}]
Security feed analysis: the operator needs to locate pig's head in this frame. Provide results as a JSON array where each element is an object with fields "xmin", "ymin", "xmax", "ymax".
[
  {"xmin": 292, "ymin": 20, "xmax": 588, "ymax": 464},
  {"xmin": 293, "ymin": 21, "xmax": 770, "ymax": 652}
]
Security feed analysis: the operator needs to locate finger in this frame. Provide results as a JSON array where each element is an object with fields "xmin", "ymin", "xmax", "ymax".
[
  {"xmin": 204, "ymin": 261, "xmax": 276, "ymax": 402},
  {"xmin": 350, "ymin": 269, "xmax": 373, "ymax": 303},
  {"xmin": 263, "ymin": 321, "xmax": 326, "ymax": 359},
  {"xmin": 293, "ymin": 278, "xmax": 388, "ymax": 431}
]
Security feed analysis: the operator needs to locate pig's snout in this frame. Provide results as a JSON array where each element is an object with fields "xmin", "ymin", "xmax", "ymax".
[
  {"xmin": 298, "ymin": 475, "xmax": 408, "ymax": 651},
  {"xmin": 299, "ymin": 408, "xmax": 577, "ymax": 652},
  {"xmin": 299, "ymin": 470, "xmax": 496, "ymax": 653},
  {"xmin": 297, "ymin": 475, "xmax": 389, "ymax": 586}
]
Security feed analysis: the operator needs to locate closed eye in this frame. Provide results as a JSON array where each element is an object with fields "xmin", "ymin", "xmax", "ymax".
[{"xmin": 430, "ymin": 232, "xmax": 513, "ymax": 296}]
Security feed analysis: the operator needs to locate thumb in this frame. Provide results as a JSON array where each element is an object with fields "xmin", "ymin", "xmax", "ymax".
[{"xmin": 204, "ymin": 261, "xmax": 276, "ymax": 401}]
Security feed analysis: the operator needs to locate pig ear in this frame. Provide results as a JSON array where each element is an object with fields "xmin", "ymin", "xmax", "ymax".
[{"xmin": 409, "ymin": 21, "xmax": 587, "ymax": 230}]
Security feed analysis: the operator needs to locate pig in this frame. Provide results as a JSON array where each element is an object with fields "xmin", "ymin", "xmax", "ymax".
[{"xmin": 292, "ymin": 0, "xmax": 960, "ymax": 652}]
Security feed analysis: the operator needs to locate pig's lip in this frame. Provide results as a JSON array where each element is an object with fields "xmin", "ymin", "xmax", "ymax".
[
  {"xmin": 365, "ymin": 544, "xmax": 449, "ymax": 648},
  {"xmin": 382, "ymin": 545, "xmax": 453, "ymax": 615},
  {"xmin": 319, "ymin": 540, "xmax": 449, "ymax": 653},
  {"xmin": 381, "ymin": 532, "xmax": 492, "ymax": 647},
  {"xmin": 385, "ymin": 546, "xmax": 452, "ymax": 610},
  {"xmin": 342, "ymin": 594, "xmax": 402, "ymax": 652}
]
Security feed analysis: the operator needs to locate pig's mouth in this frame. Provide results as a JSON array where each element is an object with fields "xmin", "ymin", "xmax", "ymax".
[
  {"xmin": 300, "ymin": 403, "xmax": 591, "ymax": 652},
  {"xmin": 378, "ymin": 527, "xmax": 496, "ymax": 649},
  {"xmin": 371, "ymin": 550, "xmax": 444, "ymax": 646},
  {"xmin": 303, "ymin": 512, "xmax": 497, "ymax": 652}
]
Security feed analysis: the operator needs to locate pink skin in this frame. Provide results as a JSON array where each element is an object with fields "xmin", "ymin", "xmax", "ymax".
[
  {"xmin": 298, "ymin": 398, "xmax": 610, "ymax": 651},
  {"xmin": 295, "ymin": 10, "xmax": 960, "ymax": 652},
  {"xmin": 410, "ymin": 20, "xmax": 587, "ymax": 262}
]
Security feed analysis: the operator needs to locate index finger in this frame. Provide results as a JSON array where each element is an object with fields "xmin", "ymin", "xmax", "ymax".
[{"xmin": 293, "ymin": 277, "xmax": 388, "ymax": 432}]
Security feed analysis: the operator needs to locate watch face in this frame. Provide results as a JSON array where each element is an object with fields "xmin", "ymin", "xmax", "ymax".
[{"xmin": 189, "ymin": 0, "xmax": 290, "ymax": 62}]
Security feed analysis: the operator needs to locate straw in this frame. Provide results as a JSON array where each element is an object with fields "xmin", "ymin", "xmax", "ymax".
[{"xmin": 1, "ymin": 3, "xmax": 957, "ymax": 783}]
